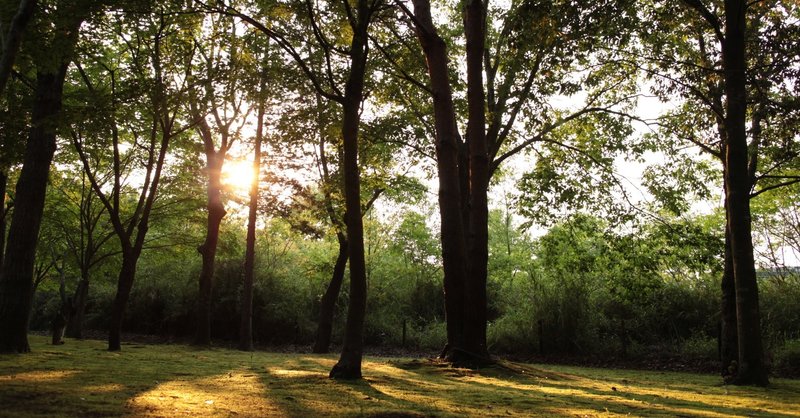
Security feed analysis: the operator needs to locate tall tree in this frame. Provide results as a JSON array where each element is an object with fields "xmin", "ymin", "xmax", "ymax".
[
  {"xmin": 637, "ymin": 0, "xmax": 798, "ymax": 385},
  {"xmin": 720, "ymin": 0, "xmax": 767, "ymax": 386},
  {"xmin": 239, "ymin": 49, "xmax": 269, "ymax": 352},
  {"xmin": 399, "ymin": 0, "xmax": 637, "ymax": 364},
  {"xmin": 72, "ymin": 7, "xmax": 195, "ymax": 351},
  {"xmin": 215, "ymin": 0, "xmax": 381, "ymax": 378},
  {"xmin": 0, "ymin": 0, "xmax": 98, "ymax": 353},
  {"xmin": 187, "ymin": 12, "xmax": 251, "ymax": 347},
  {"xmin": 402, "ymin": 0, "xmax": 471, "ymax": 362}
]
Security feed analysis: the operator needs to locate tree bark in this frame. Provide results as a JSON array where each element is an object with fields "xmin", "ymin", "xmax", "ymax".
[
  {"xmin": 329, "ymin": 1, "xmax": 370, "ymax": 380},
  {"xmin": 313, "ymin": 232, "xmax": 348, "ymax": 353},
  {"xmin": 0, "ymin": 0, "xmax": 38, "ymax": 95},
  {"xmin": 0, "ymin": 67, "xmax": 70, "ymax": 353},
  {"xmin": 721, "ymin": 0, "xmax": 768, "ymax": 386},
  {"xmin": 239, "ymin": 68, "xmax": 266, "ymax": 352},
  {"xmin": 108, "ymin": 252, "xmax": 137, "ymax": 351},
  {"xmin": 0, "ymin": 171, "xmax": 7, "ymax": 271},
  {"xmin": 65, "ymin": 274, "xmax": 89, "ymax": 339},
  {"xmin": 462, "ymin": 0, "xmax": 490, "ymax": 363},
  {"xmin": 194, "ymin": 151, "xmax": 226, "ymax": 346},
  {"xmin": 720, "ymin": 214, "xmax": 738, "ymax": 378}
]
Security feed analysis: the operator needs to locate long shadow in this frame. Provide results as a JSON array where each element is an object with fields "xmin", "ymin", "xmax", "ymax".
[
  {"xmin": 253, "ymin": 356, "xmax": 447, "ymax": 416},
  {"xmin": 395, "ymin": 360, "xmax": 800, "ymax": 417},
  {"xmin": 3, "ymin": 339, "xmax": 798, "ymax": 417},
  {"xmin": 0, "ymin": 335, "xmax": 291, "ymax": 417}
]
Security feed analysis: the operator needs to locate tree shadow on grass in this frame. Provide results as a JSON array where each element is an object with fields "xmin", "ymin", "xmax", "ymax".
[
  {"xmin": 392, "ymin": 359, "xmax": 800, "ymax": 417},
  {"xmin": 2, "ymin": 337, "xmax": 799, "ymax": 417},
  {"xmin": 0, "ymin": 336, "xmax": 289, "ymax": 417}
]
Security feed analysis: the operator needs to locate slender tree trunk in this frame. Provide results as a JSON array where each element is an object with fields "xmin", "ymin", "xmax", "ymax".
[
  {"xmin": 461, "ymin": 0, "xmax": 490, "ymax": 363},
  {"xmin": 239, "ymin": 72, "xmax": 266, "ymax": 351},
  {"xmin": 65, "ymin": 274, "xmax": 89, "ymax": 339},
  {"xmin": 329, "ymin": 4, "xmax": 370, "ymax": 379},
  {"xmin": 0, "ymin": 0, "xmax": 37, "ymax": 95},
  {"xmin": 720, "ymin": 214, "xmax": 738, "ymax": 377},
  {"xmin": 0, "ymin": 171, "xmax": 7, "ymax": 271},
  {"xmin": 194, "ymin": 153, "xmax": 226, "ymax": 346},
  {"xmin": 0, "ymin": 68, "xmax": 69, "ymax": 353},
  {"xmin": 108, "ymin": 251, "xmax": 138, "ymax": 351},
  {"xmin": 313, "ymin": 232, "xmax": 348, "ymax": 353},
  {"xmin": 410, "ymin": 0, "xmax": 469, "ymax": 361},
  {"xmin": 722, "ymin": 0, "xmax": 768, "ymax": 386}
]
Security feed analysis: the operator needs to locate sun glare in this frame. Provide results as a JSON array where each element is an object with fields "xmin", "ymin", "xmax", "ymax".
[{"xmin": 222, "ymin": 159, "xmax": 256, "ymax": 194}]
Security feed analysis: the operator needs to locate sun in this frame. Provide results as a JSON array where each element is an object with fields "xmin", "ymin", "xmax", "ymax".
[{"xmin": 221, "ymin": 158, "xmax": 256, "ymax": 195}]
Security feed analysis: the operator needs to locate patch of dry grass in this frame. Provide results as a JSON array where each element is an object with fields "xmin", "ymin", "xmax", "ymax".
[{"xmin": 0, "ymin": 335, "xmax": 798, "ymax": 417}]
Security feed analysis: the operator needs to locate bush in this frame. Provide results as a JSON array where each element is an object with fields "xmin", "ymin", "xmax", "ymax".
[
  {"xmin": 416, "ymin": 321, "xmax": 446, "ymax": 351},
  {"xmin": 679, "ymin": 335, "xmax": 717, "ymax": 360},
  {"xmin": 773, "ymin": 339, "xmax": 800, "ymax": 378}
]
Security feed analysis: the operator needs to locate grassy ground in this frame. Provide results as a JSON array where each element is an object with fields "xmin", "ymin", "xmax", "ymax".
[{"xmin": 1, "ymin": 335, "xmax": 798, "ymax": 417}]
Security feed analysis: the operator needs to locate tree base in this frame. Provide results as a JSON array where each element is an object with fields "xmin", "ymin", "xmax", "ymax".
[
  {"xmin": 729, "ymin": 371, "xmax": 769, "ymax": 387},
  {"xmin": 0, "ymin": 337, "xmax": 30, "ymax": 354},
  {"xmin": 440, "ymin": 345, "xmax": 493, "ymax": 369},
  {"xmin": 329, "ymin": 361, "xmax": 362, "ymax": 380}
]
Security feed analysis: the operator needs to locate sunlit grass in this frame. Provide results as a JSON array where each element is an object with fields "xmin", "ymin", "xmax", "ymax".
[{"xmin": 0, "ymin": 335, "xmax": 798, "ymax": 417}]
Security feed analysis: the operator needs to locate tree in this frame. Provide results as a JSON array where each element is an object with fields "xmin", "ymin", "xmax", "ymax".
[
  {"xmin": 187, "ymin": 11, "xmax": 252, "ymax": 347},
  {"xmin": 215, "ymin": 0, "xmax": 383, "ymax": 378},
  {"xmin": 720, "ymin": 0, "xmax": 767, "ymax": 386},
  {"xmin": 637, "ymin": 0, "xmax": 799, "ymax": 385},
  {"xmin": 72, "ymin": 7, "xmax": 196, "ymax": 351},
  {"xmin": 399, "ymin": 0, "xmax": 637, "ymax": 365},
  {"xmin": 43, "ymin": 167, "xmax": 117, "ymax": 339},
  {"xmin": 240, "ymin": 48, "xmax": 269, "ymax": 352},
  {"xmin": 0, "ymin": 0, "xmax": 99, "ymax": 353}
]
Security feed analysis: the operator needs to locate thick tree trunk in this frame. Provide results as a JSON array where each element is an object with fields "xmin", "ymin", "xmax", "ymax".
[
  {"xmin": 108, "ymin": 252, "xmax": 137, "ymax": 351},
  {"xmin": 410, "ymin": 0, "xmax": 470, "ymax": 363},
  {"xmin": 0, "ymin": 68, "xmax": 69, "ymax": 353},
  {"xmin": 329, "ymin": 5, "xmax": 370, "ymax": 379},
  {"xmin": 0, "ymin": 0, "xmax": 38, "ymax": 95},
  {"xmin": 313, "ymin": 233, "xmax": 348, "ymax": 353},
  {"xmin": 194, "ymin": 154, "xmax": 226, "ymax": 346},
  {"xmin": 461, "ymin": 0, "xmax": 490, "ymax": 363},
  {"xmin": 65, "ymin": 275, "xmax": 89, "ymax": 339},
  {"xmin": 722, "ymin": 0, "xmax": 768, "ymax": 386}
]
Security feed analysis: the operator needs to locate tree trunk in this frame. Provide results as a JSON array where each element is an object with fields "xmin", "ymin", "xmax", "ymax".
[
  {"xmin": 461, "ymin": 0, "xmax": 490, "ymax": 364},
  {"xmin": 0, "ymin": 0, "xmax": 38, "ymax": 95},
  {"xmin": 108, "ymin": 252, "xmax": 137, "ymax": 351},
  {"xmin": 194, "ymin": 153, "xmax": 226, "ymax": 346},
  {"xmin": 239, "ymin": 71, "xmax": 266, "ymax": 351},
  {"xmin": 410, "ymin": 0, "xmax": 470, "ymax": 363},
  {"xmin": 0, "ymin": 68, "xmax": 69, "ymax": 353},
  {"xmin": 313, "ymin": 233, "xmax": 348, "ymax": 353},
  {"xmin": 329, "ymin": 4, "xmax": 370, "ymax": 380},
  {"xmin": 0, "ymin": 171, "xmax": 7, "ymax": 271},
  {"xmin": 65, "ymin": 275, "xmax": 89, "ymax": 339},
  {"xmin": 720, "ymin": 219, "xmax": 738, "ymax": 378},
  {"xmin": 722, "ymin": 0, "xmax": 768, "ymax": 386}
]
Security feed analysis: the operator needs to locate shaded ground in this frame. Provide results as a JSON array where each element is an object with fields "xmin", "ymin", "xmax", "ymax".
[{"xmin": 1, "ymin": 335, "xmax": 798, "ymax": 417}]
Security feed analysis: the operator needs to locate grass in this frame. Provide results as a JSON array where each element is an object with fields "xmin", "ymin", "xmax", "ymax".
[{"xmin": 1, "ymin": 335, "xmax": 799, "ymax": 417}]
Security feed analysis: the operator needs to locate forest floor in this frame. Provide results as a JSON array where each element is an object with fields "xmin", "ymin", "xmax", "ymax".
[{"xmin": 1, "ymin": 335, "xmax": 799, "ymax": 417}]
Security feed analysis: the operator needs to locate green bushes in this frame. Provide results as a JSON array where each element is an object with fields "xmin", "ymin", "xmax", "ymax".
[
  {"xmin": 26, "ymin": 210, "xmax": 800, "ymax": 377},
  {"xmin": 773, "ymin": 339, "xmax": 800, "ymax": 377}
]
